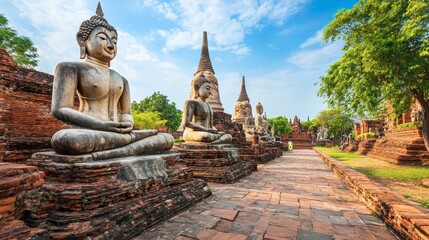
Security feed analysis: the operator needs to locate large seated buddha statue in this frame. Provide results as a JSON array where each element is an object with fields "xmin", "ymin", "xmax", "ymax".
[
  {"xmin": 182, "ymin": 73, "xmax": 232, "ymax": 144},
  {"xmin": 50, "ymin": 4, "xmax": 173, "ymax": 159}
]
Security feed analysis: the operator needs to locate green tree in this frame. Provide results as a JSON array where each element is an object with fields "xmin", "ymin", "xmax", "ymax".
[
  {"xmin": 301, "ymin": 119, "xmax": 318, "ymax": 133},
  {"xmin": 268, "ymin": 116, "xmax": 292, "ymax": 135},
  {"xmin": 132, "ymin": 92, "xmax": 182, "ymax": 131},
  {"xmin": 0, "ymin": 14, "xmax": 38, "ymax": 68},
  {"xmin": 132, "ymin": 111, "xmax": 167, "ymax": 130},
  {"xmin": 319, "ymin": 0, "xmax": 429, "ymax": 150},
  {"xmin": 314, "ymin": 108, "xmax": 353, "ymax": 141}
]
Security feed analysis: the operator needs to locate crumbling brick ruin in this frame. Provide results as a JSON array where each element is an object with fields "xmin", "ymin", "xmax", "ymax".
[{"xmin": 0, "ymin": 49, "xmax": 66, "ymax": 163}]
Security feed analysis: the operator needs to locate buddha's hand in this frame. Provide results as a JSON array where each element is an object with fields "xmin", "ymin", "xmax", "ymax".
[
  {"xmin": 207, "ymin": 128, "xmax": 218, "ymax": 134},
  {"xmin": 102, "ymin": 121, "xmax": 133, "ymax": 133}
]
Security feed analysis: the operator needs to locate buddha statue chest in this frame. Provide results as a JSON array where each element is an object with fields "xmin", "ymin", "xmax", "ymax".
[
  {"xmin": 192, "ymin": 102, "xmax": 212, "ymax": 123},
  {"xmin": 77, "ymin": 65, "xmax": 123, "ymax": 101}
]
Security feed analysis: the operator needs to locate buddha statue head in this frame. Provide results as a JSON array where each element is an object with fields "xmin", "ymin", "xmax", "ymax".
[
  {"xmin": 76, "ymin": 3, "xmax": 118, "ymax": 64},
  {"xmin": 190, "ymin": 72, "xmax": 211, "ymax": 100},
  {"xmin": 256, "ymin": 102, "xmax": 263, "ymax": 115}
]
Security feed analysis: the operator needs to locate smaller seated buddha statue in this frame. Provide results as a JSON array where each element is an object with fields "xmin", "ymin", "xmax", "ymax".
[
  {"xmin": 254, "ymin": 102, "xmax": 271, "ymax": 141},
  {"xmin": 182, "ymin": 73, "xmax": 232, "ymax": 144},
  {"xmin": 50, "ymin": 3, "xmax": 173, "ymax": 159}
]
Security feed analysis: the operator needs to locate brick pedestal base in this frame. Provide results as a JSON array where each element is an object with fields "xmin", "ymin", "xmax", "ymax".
[
  {"xmin": 24, "ymin": 152, "xmax": 211, "ymax": 239},
  {"xmin": 176, "ymin": 144, "xmax": 253, "ymax": 183}
]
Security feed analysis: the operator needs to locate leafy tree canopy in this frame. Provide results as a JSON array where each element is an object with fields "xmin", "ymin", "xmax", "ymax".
[
  {"xmin": 132, "ymin": 92, "xmax": 182, "ymax": 131},
  {"xmin": 319, "ymin": 0, "xmax": 429, "ymax": 118},
  {"xmin": 268, "ymin": 116, "xmax": 292, "ymax": 135},
  {"xmin": 301, "ymin": 119, "xmax": 318, "ymax": 133},
  {"xmin": 319, "ymin": 0, "xmax": 429, "ymax": 149},
  {"xmin": 0, "ymin": 14, "xmax": 38, "ymax": 68},
  {"xmin": 132, "ymin": 111, "xmax": 167, "ymax": 130},
  {"xmin": 314, "ymin": 108, "xmax": 354, "ymax": 139}
]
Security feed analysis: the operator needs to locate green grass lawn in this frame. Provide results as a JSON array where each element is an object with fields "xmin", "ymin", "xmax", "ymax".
[{"xmin": 315, "ymin": 147, "xmax": 429, "ymax": 208}]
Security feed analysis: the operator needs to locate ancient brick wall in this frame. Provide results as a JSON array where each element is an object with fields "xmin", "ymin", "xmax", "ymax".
[
  {"xmin": 0, "ymin": 49, "xmax": 66, "ymax": 163},
  {"xmin": 315, "ymin": 149, "xmax": 429, "ymax": 240}
]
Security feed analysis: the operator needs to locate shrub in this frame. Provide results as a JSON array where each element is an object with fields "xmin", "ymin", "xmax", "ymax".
[
  {"xmin": 397, "ymin": 122, "xmax": 421, "ymax": 129},
  {"xmin": 356, "ymin": 132, "xmax": 378, "ymax": 141}
]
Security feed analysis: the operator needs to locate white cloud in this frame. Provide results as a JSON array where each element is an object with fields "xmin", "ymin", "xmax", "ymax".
[
  {"xmin": 9, "ymin": 0, "xmax": 190, "ymax": 107},
  {"xmin": 12, "ymin": 0, "xmax": 92, "ymax": 71},
  {"xmin": 136, "ymin": 0, "xmax": 308, "ymax": 55},
  {"xmin": 288, "ymin": 41, "xmax": 344, "ymax": 70},
  {"xmin": 136, "ymin": 0, "xmax": 178, "ymax": 20},
  {"xmin": 300, "ymin": 29, "xmax": 324, "ymax": 48}
]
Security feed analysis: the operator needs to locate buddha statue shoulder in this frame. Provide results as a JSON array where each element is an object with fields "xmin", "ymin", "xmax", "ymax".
[
  {"xmin": 50, "ymin": 3, "xmax": 173, "ymax": 159},
  {"xmin": 182, "ymin": 73, "xmax": 232, "ymax": 144}
]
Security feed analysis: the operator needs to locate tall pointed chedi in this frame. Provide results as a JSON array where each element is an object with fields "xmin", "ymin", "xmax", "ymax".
[
  {"xmin": 190, "ymin": 31, "xmax": 224, "ymax": 112},
  {"xmin": 233, "ymin": 76, "xmax": 253, "ymax": 124}
]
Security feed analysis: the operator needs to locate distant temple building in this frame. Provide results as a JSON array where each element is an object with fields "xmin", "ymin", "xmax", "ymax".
[
  {"xmin": 291, "ymin": 116, "xmax": 303, "ymax": 134},
  {"xmin": 283, "ymin": 115, "xmax": 315, "ymax": 149}
]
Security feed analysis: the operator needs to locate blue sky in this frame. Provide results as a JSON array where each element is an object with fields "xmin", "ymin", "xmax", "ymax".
[{"xmin": 1, "ymin": 0, "xmax": 358, "ymax": 120}]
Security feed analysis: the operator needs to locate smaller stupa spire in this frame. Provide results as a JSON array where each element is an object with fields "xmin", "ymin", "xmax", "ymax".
[
  {"xmin": 195, "ymin": 31, "xmax": 215, "ymax": 74},
  {"xmin": 237, "ymin": 76, "xmax": 250, "ymax": 101}
]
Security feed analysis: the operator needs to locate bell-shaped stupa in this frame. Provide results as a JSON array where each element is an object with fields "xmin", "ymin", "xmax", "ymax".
[
  {"xmin": 232, "ymin": 76, "xmax": 253, "ymax": 125},
  {"xmin": 190, "ymin": 31, "xmax": 224, "ymax": 112}
]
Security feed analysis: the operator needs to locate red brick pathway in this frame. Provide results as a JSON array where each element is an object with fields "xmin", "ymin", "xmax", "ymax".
[{"xmin": 136, "ymin": 149, "xmax": 398, "ymax": 240}]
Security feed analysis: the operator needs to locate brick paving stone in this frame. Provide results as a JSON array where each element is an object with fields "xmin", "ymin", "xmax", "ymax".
[
  {"xmin": 136, "ymin": 150, "xmax": 398, "ymax": 240},
  {"xmin": 297, "ymin": 229, "xmax": 332, "ymax": 240},
  {"xmin": 212, "ymin": 209, "xmax": 238, "ymax": 221},
  {"xmin": 195, "ymin": 229, "xmax": 218, "ymax": 240},
  {"xmin": 213, "ymin": 219, "xmax": 233, "ymax": 232},
  {"xmin": 265, "ymin": 225, "xmax": 296, "ymax": 239}
]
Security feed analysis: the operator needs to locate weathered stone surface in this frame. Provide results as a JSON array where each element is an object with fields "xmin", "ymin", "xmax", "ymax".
[
  {"xmin": 0, "ymin": 163, "xmax": 47, "ymax": 239},
  {"xmin": 261, "ymin": 142, "xmax": 283, "ymax": 159},
  {"xmin": 25, "ymin": 152, "xmax": 211, "ymax": 239},
  {"xmin": 315, "ymin": 148, "xmax": 429, "ymax": 240},
  {"xmin": 30, "ymin": 152, "xmax": 178, "ymax": 183},
  {"xmin": 176, "ymin": 144, "xmax": 253, "ymax": 183}
]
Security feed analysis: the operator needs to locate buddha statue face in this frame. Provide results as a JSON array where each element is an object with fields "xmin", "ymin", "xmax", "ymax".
[
  {"xmin": 198, "ymin": 82, "xmax": 211, "ymax": 100},
  {"xmin": 84, "ymin": 26, "xmax": 117, "ymax": 63},
  {"xmin": 191, "ymin": 73, "xmax": 211, "ymax": 100}
]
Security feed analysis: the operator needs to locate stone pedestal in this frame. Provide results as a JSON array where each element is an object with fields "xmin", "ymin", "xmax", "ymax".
[
  {"xmin": 213, "ymin": 112, "xmax": 271, "ymax": 170},
  {"xmin": 25, "ymin": 152, "xmax": 211, "ymax": 239},
  {"xmin": 0, "ymin": 163, "xmax": 47, "ymax": 239},
  {"xmin": 176, "ymin": 144, "xmax": 253, "ymax": 183},
  {"xmin": 237, "ymin": 141, "xmax": 272, "ymax": 169},
  {"xmin": 260, "ymin": 141, "xmax": 283, "ymax": 159}
]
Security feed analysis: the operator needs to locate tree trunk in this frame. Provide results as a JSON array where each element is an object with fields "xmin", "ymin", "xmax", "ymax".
[
  {"xmin": 413, "ymin": 92, "xmax": 429, "ymax": 151},
  {"xmin": 422, "ymin": 112, "xmax": 429, "ymax": 151}
]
